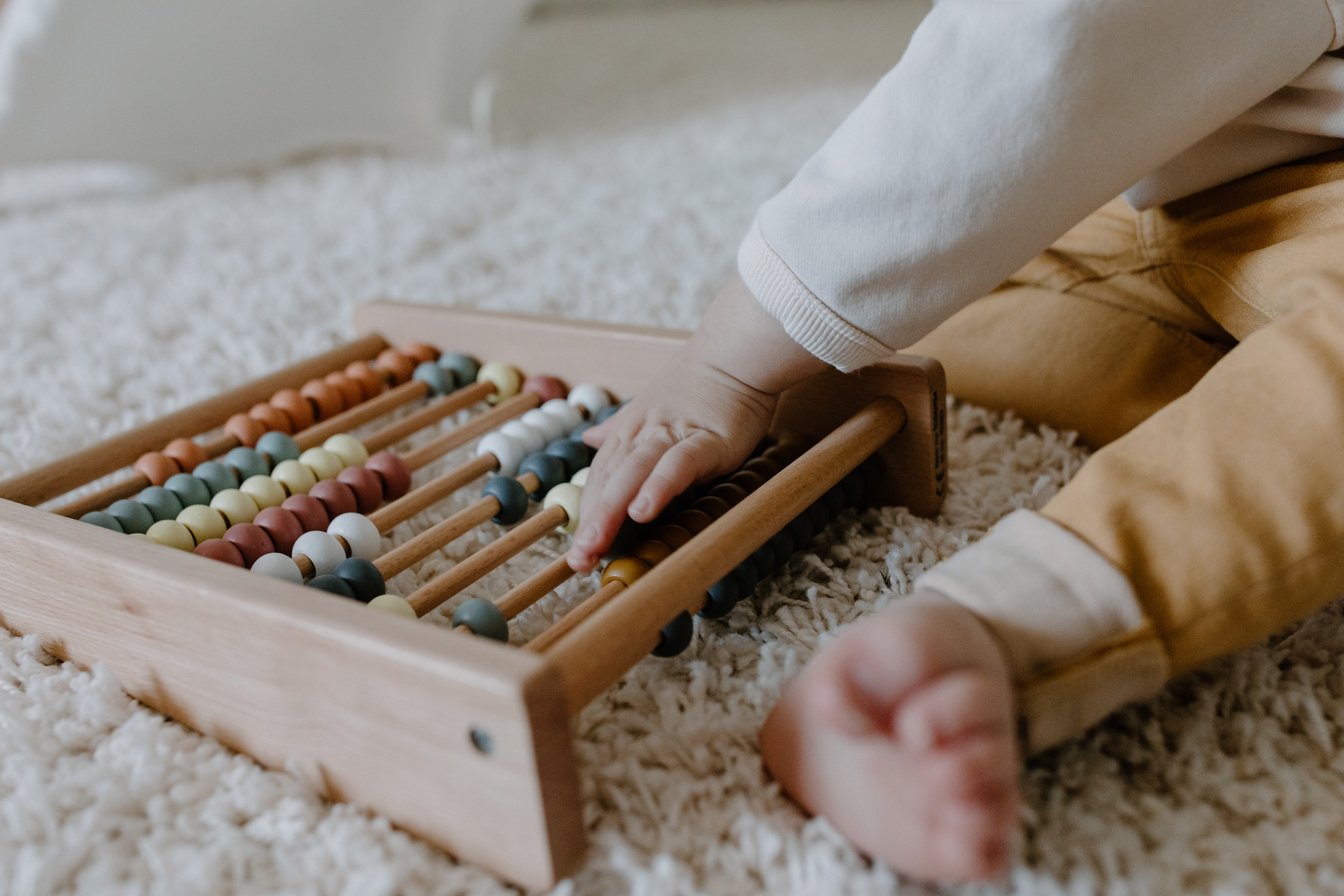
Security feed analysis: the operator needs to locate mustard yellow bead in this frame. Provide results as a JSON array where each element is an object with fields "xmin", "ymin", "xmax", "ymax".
[
  {"xmin": 322, "ymin": 433, "xmax": 369, "ymax": 468},
  {"xmin": 272, "ymin": 459, "xmax": 317, "ymax": 495},
  {"xmin": 542, "ymin": 482, "xmax": 583, "ymax": 534},
  {"xmin": 240, "ymin": 475, "xmax": 287, "ymax": 511},
  {"xmin": 210, "ymin": 488, "xmax": 260, "ymax": 526},
  {"xmin": 177, "ymin": 505, "xmax": 227, "ymax": 543},
  {"xmin": 146, "ymin": 519, "xmax": 197, "ymax": 551},
  {"xmin": 476, "ymin": 361, "xmax": 523, "ymax": 404},
  {"xmin": 299, "ymin": 447, "xmax": 344, "ymax": 481},
  {"xmin": 367, "ymin": 594, "xmax": 417, "ymax": 618},
  {"xmin": 601, "ymin": 557, "xmax": 651, "ymax": 588}
]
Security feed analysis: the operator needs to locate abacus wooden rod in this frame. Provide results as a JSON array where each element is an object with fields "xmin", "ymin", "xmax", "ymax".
[
  {"xmin": 399, "ymin": 393, "xmax": 540, "ymax": 471},
  {"xmin": 0, "ymin": 334, "xmax": 389, "ymax": 508},
  {"xmin": 359, "ymin": 381, "xmax": 495, "ymax": 454},
  {"xmin": 544, "ymin": 397, "xmax": 908, "ymax": 713},
  {"xmin": 525, "ymin": 580, "xmax": 621, "ymax": 654},
  {"xmin": 496, "ymin": 555, "xmax": 575, "ymax": 621},
  {"xmin": 367, "ymin": 455, "xmax": 497, "ymax": 532}
]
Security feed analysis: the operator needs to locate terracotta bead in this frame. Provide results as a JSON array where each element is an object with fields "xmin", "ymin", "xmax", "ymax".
[
  {"xmin": 323, "ymin": 371, "xmax": 364, "ymax": 409},
  {"xmin": 309, "ymin": 479, "xmax": 358, "ymax": 519},
  {"xmin": 601, "ymin": 557, "xmax": 651, "ymax": 588},
  {"xmin": 224, "ymin": 413, "xmax": 266, "ymax": 448},
  {"xmin": 194, "ymin": 538, "xmax": 245, "ymax": 567},
  {"xmin": 281, "ymin": 494, "xmax": 330, "ymax": 533},
  {"xmin": 363, "ymin": 451, "xmax": 411, "ymax": 501},
  {"xmin": 344, "ymin": 360, "xmax": 387, "ymax": 399},
  {"xmin": 249, "ymin": 402, "xmax": 293, "ymax": 434},
  {"xmin": 134, "ymin": 451, "xmax": 180, "ymax": 486},
  {"xmin": 521, "ymin": 374, "xmax": 568, "ymax": 403},
  {"xmin": 254, "ymin": 507, "xmax": 304, "ymax": 555},
  {"xmin": 399, "ymin": 341, "xmax": 439, "ymax": 364},
  {"xmin": 337, "ymin": 466, "xmax": 384, "ymax": 513},
  {"xmin": 223, "ymin": 523, "xmax": 276, "ymax": 567},
  {"xmin": 375, "ymin": 348, "xmax": 416, "ymax": 384},
  {"xmin": 270, "ymin": 389, "xmax": 315, "ymax": 431},
  {"xmin": 300, "ymin": 379, "xmax": 345, "ymax": 421},
  {"xmin": 163, "ymin": 438, "xmax": 209, "ymax": 473}
]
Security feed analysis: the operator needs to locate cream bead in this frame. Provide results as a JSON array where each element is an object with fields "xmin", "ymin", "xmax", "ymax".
[
  {"xmin": 322, "ymin": 433, "xmax": 369, "ymax": 468},
  {"xmin": 176, "ymin": 505, "xmax": 227, "ymax": 543},
  {"xmin": 543, "ymin": 482, "xmax": 583, "ymax": 534},
  {"xmin": 476, "ymin": 361, "xmax": 523, "ymax": 404},
  {"xmin": 146, "ymin": 520, "xmax": 196, "ymax": 551},
  {"xmin": 240, "ymin": 475, "xmax": 287, "ymax": 511},
  {"xmin": 210, "ymin": 489, "xmax": 260, "ymax": 526},
  {"xmin": 539, "ymin": 398, "xmax": 584, "ymax": 433},
  {"xmin": 272, "ymin": 459, "xmax": 317, "ymax": 495},
  {"xmin": 476, "ymin": 432, "xmax": 527, "ymax": 477},
  {"xmin": 499, "ymin": 420, "xmax": 546, "ymax": 454},
  {"xmin": 520, "ymin": 408, "xmax": 567, "ymax": 442},
  {"xmin": 367, "ymin": 594, "xmax": 416, "ymax": 618},
  {"xmin": 567, "ymin": 384, "xmax": 612, "ymax": 417},
  {"xmin": 570, "ymin": 467, "xmax": 590, "ymax": 487},
  {"xmin": 328, "ymin": 513, "xmax": 381, "ymax": 561},
  {"xmin": 252, "ymin": 552, "xmax": 304, "ymax": 584},
  {"xmin": 292, "ymin": 531, "xmax": 346, "ymax": 577},
  {"xmin": 299, "ymin": 447, "xmax": 344, "ymax": 481}
]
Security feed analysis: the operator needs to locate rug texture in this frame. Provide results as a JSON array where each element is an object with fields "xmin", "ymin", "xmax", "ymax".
[{"xmin": 1, "ymin": 3, "xmax": 1342, "ymax": 894}]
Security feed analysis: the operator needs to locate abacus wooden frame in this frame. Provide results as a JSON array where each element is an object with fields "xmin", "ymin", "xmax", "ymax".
[{"xmin": 0, "ymin": 301, "xmax": 946, "ymax": 889}]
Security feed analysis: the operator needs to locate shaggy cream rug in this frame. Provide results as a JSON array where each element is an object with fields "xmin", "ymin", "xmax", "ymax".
[{"xmin": 2, "ymin": 2, "xmax": 1342, "ymax": 894}]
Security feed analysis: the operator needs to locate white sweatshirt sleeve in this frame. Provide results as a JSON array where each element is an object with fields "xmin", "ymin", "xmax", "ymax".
[{"xmin": 739, "ymin": 0, "xmax": 1339, "ymax": 372}]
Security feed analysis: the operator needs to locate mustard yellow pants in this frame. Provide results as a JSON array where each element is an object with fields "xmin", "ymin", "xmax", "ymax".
[{"xmin": 911, "ymin": 150, "xmax": 1344, "ymax": 750}]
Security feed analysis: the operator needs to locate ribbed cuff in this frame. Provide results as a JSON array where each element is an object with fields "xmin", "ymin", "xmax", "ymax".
[{"xmin": 737, "ymin": 218, "xmax": 895, "ymax": 373}]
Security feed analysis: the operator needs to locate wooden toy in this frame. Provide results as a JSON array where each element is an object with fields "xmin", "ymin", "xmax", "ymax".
[{"xmin": 0, "ymin": 300, "xmax": 946, "ymax": 888}]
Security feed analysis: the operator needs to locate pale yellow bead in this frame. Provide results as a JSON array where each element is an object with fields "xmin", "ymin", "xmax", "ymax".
[
  {"xmin": 240, "ymin": 475, "xmax": 287, "ymax": 510},
  {"xmin": 322, "ymin": 433, "xmax": 369, "ymax": 468},
  {"xmin": 128, "ymin": 532, "xmax": 151, "ymax": 541},
  {"xmin": 367, "ymin": 594, "xmax": 417, "ymax": 619},
  {"xmin": 177, "ymin": 505, "xmax": 227, "ymax": 543},
  {"xmin": 146, "ymin": 519, "xmax": 196, "ymax": 551},
  {"xmin": 570, "ymin": 468, "xmax": 589, "ymax": 487},
  {"xmin": 210, "ymin": 488, "xmax": 260, "ymax": 526},
  {"xmin": 542, "ymin": 482, "xmax": 583, "ymax": 534},
  {"xmin": 476, "ymin": 361, "xmax": 523, "ymax": 404},
  {"xmin": 299, "ymin": 447, "xmax": 344, "ymax": 481},
  {"xmin": 272, "ymin": 459, "xmax": 317, "ymax": 495}
]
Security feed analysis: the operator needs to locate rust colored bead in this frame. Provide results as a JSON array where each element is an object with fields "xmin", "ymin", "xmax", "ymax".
[
  {"xmin": 224, "ymin": 413, "xmax": 266, "ymax": 448},
  {"xmin": 309, "ymin": 479, "xmax": 358, "ymax": 519},
  {"xmin": 708, "ymin": 482, "xmax": 748, "ymax": 506},
  {"xmin": 194, "ymin": 538, "xmax": 245, "ymax": 567},
  {"xmin": 249, "ymin": 402, "xmax": 294, "ymax": 434},
  {"xmin": 323, "ymin": 371, "xmax": 364, "ymax": 408},
  {"xmin": 223, "ymin": 523, "xmax": 276, "ymax": 567},
  {"xmin": 254, "ymin": 507, "xmax": 304, "ymax": 554},
  {"xmin": 521, "ymin": 375, "xmax": 568, "ymax": 403},
  {"xmin": 337, "ymin": 465, "xmax": 384, "ymax": 514},
  {"xmin": 163, "ymin": 438, "xmax": 208, "ymax": 472},
  {"xmin": 344, "ymin": 361, "xmax": 386, "ymax": 399},
  {"xmin": 633, "ymin": 540, "xmax": 673, "ymax": 567},
  {"xmin": 270, "ymin": 389, "xmax": 315, "ymax": 431},
  {"xmin": 364, "ymin": 450, "xmax": 412, "ymax": 501},
  {"xmin": 694, "ymin": 495, "xmax": 731, "ymax": 520},
  {"xmin": 375, "ymin": 349, "xmax": 416, "ymax": 384},
  {"xmin": 676, "ymin": 508, "xmax": 715, "ymax": 535},
  {"xmin": 281, "ymin": 494, "xmax": 330, "ymax": 533},
  {"xmin": 600, "ymin": 557, "xmax": 651, "ymax": 588},
  {"xmin": 300, "ymin": 379, "xmax": 346, "ymax": 421},
  {"xmin": 655, "ymin": 524, "xmax": 694, "ymax": 551},
  {"xmin": 730, "ymin": 470, "xmax": 767, "ymax": 492},
  {"xmin": 399, "ymin": 341, "xmax": 439, "ymax": 364},
  {"xmin": 134, "ymin": 452, "xmax": 181, "ymax": 486}
]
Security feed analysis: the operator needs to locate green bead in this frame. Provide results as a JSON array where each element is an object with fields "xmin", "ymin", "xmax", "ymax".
[
  {"xmin": 256, "ymin": 431, "xmax": 301, "ymax": 466},
  {"xmin": 193, "ymin": 461, "xmax": 240, "ymax": 496},
  {"xmin": 136, "ymin": 485, "xmax": 185, "ymax": 522},
  {"xmin": 438, "ymin": 352, "xmax": 480, "ymax": 386},
  {"xmin": 413, "ymin": 361, "xmax": 455, "ymax": 397},
  {"xmin": 307, "ymin": 574, "xmax": 357, "ymax": 599},
  {"xmin": 164, "ymin": 473, "xmax": 212, "ymax": 508},
  {"xmin": 107, "ymin": 499, "xmax": 155, "ymax": 535},
  {"xmin": 451, "ymin": 598, "xmax": 508, "ymax": 643},
  {"xmin": 333, "ymin": 557, "xmax": 385, "ymax": 603},
  {"xmin": 224, "ymin": 446, "xmax": 269, "ymax": 480},
  {"xmin": 80, "ymin": 511, "xmax": 124, "ymax": 533}
]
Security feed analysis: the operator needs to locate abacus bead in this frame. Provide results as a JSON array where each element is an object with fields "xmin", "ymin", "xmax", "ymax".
[
  {"xmin": 309, "ymin": 480, "xmax": 358, "ymax": 519},
  {"xmin": 567, "ymin": 384, "xmax": 611, "ymax": 417},
  {"xmin": 281, "ymin": 494, "xmax": 330, "ymax": 533},
  {"xmin": 367, "ymin": 594, "xmax": 416, "ymax": 618},
  {"xmin": 542, "ymin": 482, "xmax": 583, "ymax": 534},
  {"xmin": 252, "ymin": 552, "xmax": 304, "ymax": 584},
  {"xmin": 708, "ymin": 482, "xmax": 748, "ymax": 505},
  {"xmin": 521, "ymin": 374, "xmax": 567, "ymax": 403},
  {"xmin": 437, "ymin": 352, "xmax": 480, "ymax": 386},
  {"xmin": 256, "ymin": 431, "xmax": 301, "ymax": 465},
  {"xmin": 270, "ymin": 389, "xmax": 315, "ymax": 431},
  {"xmin": 107, "ymin": 499, "xmax": 154, "ymax": 535},
  {"xmin": 476, "ymin": 432, "xmax": 527, "ymax": 477},
  {"xmin": 344, "ymin": 361, "xmax": 386, "ymax": 400},
  {"xmin": 293, "ymin": 531, "xmax": 345, "ymax": 576},
  {"xmin": 742, "ymin": 456, "xmax": 780, "ymax": 478},
  {"xmin": 177, "ymin": 505, "xmax": 228, "ymax": 543},
  {"xmin": 841, "ymin": 469, "xmax": 865, "ymax": 506},
  {"xmin": 600, "ymin": 557, "xmax": 650, "ymax": 588},
  {"xmin": 363, "ymin": 451, "xmax": 411, "ymax": 501},
  {"xmin": 699, "ymin": 576, "xmax": 740, "ymax": 619},
  {"xmin": 254, "ymin": 507, "xmax": 304, "ymax": 555},
  {"xmin": 451, "ymin": 598, "xmax": 509, "ymax": 643},
  {"xmin": 730, "ymin": 470, "xmax": 767, "ymax": 492},
  {"xmin": 223, "ymin": 523, "xmax": 275, "ymax": 566},
  {"xmin": 376, "ymin": 348, "xmax": 416, "ymax": 384},
  {"xmin": 544, "ymin": 439, "xmax": 591, "ymax": 477},
  {"xmin": 240, "ymin": 475, "xmax": 287, "ymax": 511},
  {"xmin": 476, "ymin": 362, "xmax": 523, "ymax": 403},
  {"xmin": 539, "ymin": 398, "xmax": 585, "ymax": 433},
  {"xmin": 400, "ymin": 341, "xmax": 440, "ymax": 364},
  {"xmin": 655, "ymin": 524, "xmax": 693, "ymax": 551},
  {"xmin": 224, "ymin": 413, "xmax": 266, "ymax": 448},
  {"xmin": 328, "ymin": 513, "xmax": 380, "ymax": 560},
  {"xmin": 732, "ymin": 561, "xmax": 760, "ymax": 595},
  {"xmin": 133, "ymin": 452, "xmax": 180, "ymax": 487},
  {"xmin": 210, "ymin": 489, "xmax": 260, "ymax": 526},
  {"xmin": 521, "ymin": 408, "xmax": 567, "ymax": 442},
  {"xmin": 337, "ymin": 466, "xmax": 384, "ymax": 513},
  {"xmin": 193, "ymin": 461, "xmax": 240, "ymax": 496},
  {"xmin": 195, "ymin": 538, "xmax": 245, "ymax": 567},
  {"xmin": 499, "ymin": 420, "xmax": 546, "ymax": 454},
  {"xmin": 136, "ymin": 486, "xmax": 184, "ymax": 522},
  {"xmin": 483, "ymin": 475, "xmax": 529, "ymax": 525},
  {"xmin": 333, "ymin": 557, "xmax": 385, "ymax": 602},
  {"xmin": 323, "ymin": 371, "xmax": 365, "ymax": 409},
  {"xmin": 633, "ymin": 540, "xmax": 673, "ymax": 567},
  {"xmin": 676, "ymin": 508, "xmax": 715, "ymax": 535},
  {"xmin": 805, "ymin": 501, "xmax": 830, "ymax": 535},
  {"xmin": 595, "ymin": 404, "xmax": 622, "ymax": 424},
  {"xmin": 322, "ymin": 434, "xmax": 369, "ymax": 468},
  {"xmin": 517, "ymin": 453, "xmax": 567, "ymax": 498},
  {"xmin": 224, "ymin": 447, "xmax": 269, "ymax": 481},
  {"xmin": 695, "ymin": 495, "xmax": 731, "ymax": 519},
  {"xmin": 652, "ymin": 612, "xmax": 695, "ymax": 658},
  {"xmin": 80, "ymin": 511, "xmax": 124, "ymax": 533},
  {"xmin": 822, "ymin": 484, "xmax": 846, "ymax": 517},
  {"xmin": 298, "ymin": 447, "xmax": 344, "ymax": 481},
  {"xmin": 769, "ymin": 528, "xmax": 796, "ymax": 562},
  {"xmin": 272, "ymin": 459, "xmax": 317, "ymax": 495},
  {"xmin": 412, "ymin": 361, "xmax": 455, "ymax": 397},
  {"xmin": 249, "ymin": 402, "xmax": 294, "ymax": 435},
  {"xmin": 300, "ymin": 379, "xmax": 346, "ymax": 420},
  {"xmin": 307, "ymin": 574, "xmax": 356, "ymax": 599},
  {"xmin": 787, "ymin": 513, "xmax": 813, "ymax": 547},
  {"xmin": 749, "ymin": 542, "xmax": 777, "ymax": 580},
  {"xmin": 570, "ymin": 467, "xmax": 590, "ymax": 487},
  {"xmin": 164, "ymin": 473, "xmax": 212, "ymax": 508},
  {"xmin": 162, "ymin": 438, "xmax": 209, "ymax": 473},
  {"xmin": 146, "ymin": 520, "xmax": 196, "ymax": 551}
]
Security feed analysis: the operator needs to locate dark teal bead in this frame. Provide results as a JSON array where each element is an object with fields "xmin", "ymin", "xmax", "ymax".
[
  {"xmin": 544, "ymin": 439, "xmax": 591, "ymax": 477},
  {"xmin": 569, "ymin": 420, "xmax": 596, "ymax": 441},
  {"xmin": 841, "ymin": 469, "xmax": 865, "ymax": 506},
  {"xmin": 595, "ymin": 405, "xmax": 622, "ymax": 424},
  {"xmin": 255, "ymin": 431, "xmax": 300, "ymax": 466},
  {"xmin": 699, "ymin": 576, "xmax": 739, "ymax": 619},
  {"xmin": 333, "ymin": 557, "xmax": 385, "ymax": 603},
  {"xmin": 451, "ymin": 598, "xmax": 509, "ymax": 643},
  {"xmin": 136, "ymin": 486, "xmax": 184, "ymax": 522},
  {"xmin": 732, "ymin": 562, "xmax": 759, "ymax": 596},
  {"xmin": 413, "ymin": 361, "xmax": 456, "ymax": 397},
  {"xmin": 193, "ymin": 461, "xmax": 239, "ymax": 496},
  {"xmin": 482, "ymin": 475, "xmax": 529, "ymax": 525},
  {"xmin": 164, "ymin": 473, "xmax": 212, "ymax": 508},
  {"xmin": 224, "ymin": 446, "xmax": 269, "ymax": 481},
  {"xmin": 769, "ymin": 528, "xmax": 795, "ymax": 563},
  {"xmin": 517, "ymin": 453, "xmax": 566, "ymax": 498},
  {"xmin": 307, "ymin": 574, "xmax": 356, "ymax": 599},
  {"xmin": 80, "ymin": 511, "xmax": 125, "ymax": 533},
  {"xmin": 652, "ymin": 611, "xmax": 694, "ymax": 657},
  {"xmin": 438, "ymin": 352, "xmax": 480, "ymax": 387},
  {"xmin": 750, "ymin": 542, "xmax": 776, "ymax": 580},
  {"xmin": 107, "ymin": 499, "xmax": 155, "ymax": 535},
  {"xmin": 822, "ymin": 484, "xmax": 846, "ymax": 518},
  {"xmin": 787, "ymin": 513, "xmax": 813, "ymax": 547},
  {"xmin": 805, "ymin": 501, "xmax": 830, "ymax": 535}
]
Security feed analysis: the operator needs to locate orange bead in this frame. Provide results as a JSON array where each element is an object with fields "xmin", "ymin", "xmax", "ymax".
[
  {"xmin": 224, "ymin": 414, "xmax": 266, "ymax": 448},
  {"xmin": 399, "ymin": 342, "xmax": 439, "ymax": 364},
  {"xmin": 344, "ymin": 361, "xmax": 387, "ymax": 399},
  {"xmin": 375, "ymin": 349, "xmax": 415, "ymax": 385},
  {"xmin": 270, "ymin": 389, "xmax": 315, "ymax": 431},
  {"xmin": 600, "ymin": 557, "xmax": 651, "ymax": 588},
  {"xmin": 134, "ymin": 451, "xmax": 181, "ymax": 486},
  {"xmin": 162, "ymin": 438, "xmax": 208, "ymax": 472},
  {"xmin": 248, "ymin": 402, "xmax": 293, "ymax": 434},
  {"xmin": 299, "ymin": 379, "xmax": 345, "ymax": 421},
  {"xmin": 323, "ymin": 371, "xmax": 364, "ymax": 408}
]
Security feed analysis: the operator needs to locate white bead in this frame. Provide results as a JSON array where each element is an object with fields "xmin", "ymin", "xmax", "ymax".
[
  {"xmin": 539, "ymin": 398, "xmax": 584, "ymax": 434},
  {"xmin": 322, "ymin": 433, "xmax": 369, "ymax": 468},
  {"xmin": 367, "ymin": 594, "xmax": 417, "ymax": 618},
  {"xmin": 499, "ymin": 420, "xmax": 546, "ymax": 454},
  {"xmin": 252, "ymin": 552, "xmax": 304, "ymax": 584},
  {"xmin": 543, "ymin": 482, "xmax": 583, "ymax": 534},
  {"xmin": 476, "ymin": 432, "xmax": 527, "ymax": 477},
  {"xmin": 293, "ymin": 531, "xmax": 346, "ymax": 577},
  {"xmin": 570, "ymin": 467, "xmax": 590, "ymax": 487},
  {"xmin": 521, "ymin": 408, "xmax": 567, "ymax": 442},
  {"xmin": 567, "ymin": 384, "xmax": 612, "ymax": 417},
  {"xmin": 328, "ymin": 512, "xmax": 381, "ymax": 561}
]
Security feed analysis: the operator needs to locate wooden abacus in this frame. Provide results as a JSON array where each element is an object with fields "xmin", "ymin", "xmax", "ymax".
[{"xmin": 0, "ymin": 301, "xmax": 946, "ymax": 889}]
